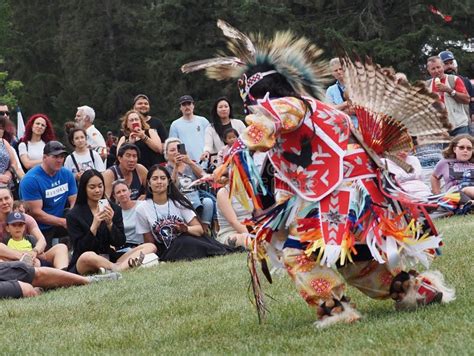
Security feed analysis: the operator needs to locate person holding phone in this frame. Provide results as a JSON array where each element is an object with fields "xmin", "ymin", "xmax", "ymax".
[
  {"xmin": 66, "ymin": 169, "xmax": 156, "ymax": 274},
  {"xmin": 164, "ymin": 138, "xmax": 214, "ymax": 233},
  {"xmin": 116, "ymin": 110, "xmax": 163, "ymax": 169},
  {"xmin": 135, "ymin": 165, "xmax": 233, "ymax": 261}
]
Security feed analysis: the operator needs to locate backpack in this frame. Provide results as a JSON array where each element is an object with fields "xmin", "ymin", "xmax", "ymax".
[
  {"xmin": 70, "ymin": 149, "xmax": 96, "ymax": 173},
  {"xmin": 426, "ymin": 74, "xmax": 456, "ymax": 91},
  {"xmin": 14, "ymin": 140, "xmax": 28, "ymax": 173}
]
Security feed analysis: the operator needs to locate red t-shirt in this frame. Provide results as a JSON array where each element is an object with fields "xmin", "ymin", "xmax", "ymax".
[{"xmin": 430, "ymin": 75, "xmax": 468, "ymax": 104}]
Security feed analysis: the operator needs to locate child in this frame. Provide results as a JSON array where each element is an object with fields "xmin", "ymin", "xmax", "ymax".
[
  {"xmin": 12, "ymin": 200, "xmax": 28, "ymax": 214},
  {"xmin": 217, "ymin": 128, "xmax": 239, "ymax": 166},
  {"xmin": 5, "ymin": 212, "xmax": 69, "ymax": 269}
]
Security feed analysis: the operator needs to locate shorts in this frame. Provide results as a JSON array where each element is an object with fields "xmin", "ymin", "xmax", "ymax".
[
  {"xmin": 39, "ymin": 258, "xmax": 53, "ymax": 268},
  {"xmin": 0, "ymin": 261, "xmax": 36, "ymax": 299}
]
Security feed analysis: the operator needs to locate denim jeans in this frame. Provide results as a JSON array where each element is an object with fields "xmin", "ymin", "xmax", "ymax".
[{"xmin": 449, "ymin": 125, "xmax": 469, "ymax": 137}]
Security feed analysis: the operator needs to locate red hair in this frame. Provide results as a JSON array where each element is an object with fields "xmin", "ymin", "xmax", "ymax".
[{"xmin": 20, "ymin": 113, "xmax": 56, "ymax": 143}]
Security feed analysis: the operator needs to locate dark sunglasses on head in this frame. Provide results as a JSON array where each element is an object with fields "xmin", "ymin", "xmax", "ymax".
[{"xmin": 0, "ymin": 111, "xmax": 10, "ymax": 116}]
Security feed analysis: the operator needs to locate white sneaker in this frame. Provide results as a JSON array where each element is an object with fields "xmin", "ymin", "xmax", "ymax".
[
  {"xmin": 88, "ymin": 272, "xmax": 122, "ymax": 283},
  {"xmin": 140, "ymin": 253, "xmax": 159, "ymax": 268}
]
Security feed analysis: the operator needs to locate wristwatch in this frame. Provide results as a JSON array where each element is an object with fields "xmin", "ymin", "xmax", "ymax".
[{"xmin": 450, "ymin": 90, "xmax": 456, "ymax": 97}]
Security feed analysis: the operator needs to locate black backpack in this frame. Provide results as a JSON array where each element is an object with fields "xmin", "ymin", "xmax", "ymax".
[{"xmin": 70, "ymin": 149, "xmax": 96, "ymax": 172}]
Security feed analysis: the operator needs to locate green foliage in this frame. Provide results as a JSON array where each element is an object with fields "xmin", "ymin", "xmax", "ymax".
[
  {"xmin": 0, "ymin": 216, "xmax": 473, "ymax": 353},
  {"xmin": 1, "ymin": 0, "xmax": 472, "ymax": 134},
  {"xmin": 0, "ymin": 58, "xmax": 23, "ymax": 108}
]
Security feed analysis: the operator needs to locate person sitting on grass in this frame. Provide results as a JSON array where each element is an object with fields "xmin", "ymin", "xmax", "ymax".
[
  {"xmin": 164, "ymin": 138, "xmax": 214, "ymax": 233},
  {"xmin": 111, "ymin": 179, "xmax": 157, "ymax": 254},
  {"xmin": 381, "ymin": 149, "xmax": 432, "ymax": 198},
  {"xmin": 136, "ymin": 165, "xmax": 234, "ymax": 261},
  {"xmin": 431, "ymin": 134, "xmax": 474, "ymax": 210},
  {"xmin": 4, "ymin": 211, "xmax": 69, "ymax": 269},
  {"xmin": 103, "ymin": 143, "xmax": 147, "ymax": 200},
  {"xmin": 0, "ymin": 187, "xmax": 69, "ymax": 266},
  {"xmin": 0, "ymin": 260, "xmax": 121, "ymax": 299},
  {"xmin": 216, "ymin": 172, "xmax": 252, "ymax": 249},
  {"xmin": 12, "ymin": 200, "xmax": 28, "ymax": 214},
  {"xmin": 66, "ymin": 169, "xmax": 156, "ymax": 275},
  {"xmin": 19, "ymin": 140, "xmax": 77, "ymax": 249}
]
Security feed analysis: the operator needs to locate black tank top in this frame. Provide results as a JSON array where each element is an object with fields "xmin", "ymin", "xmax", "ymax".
[{"xmin": 111, "ymin": 165, "xmax": 145, "ymax": 200}]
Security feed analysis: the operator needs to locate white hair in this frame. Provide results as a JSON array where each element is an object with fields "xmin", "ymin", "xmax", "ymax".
[
  {"xmin": 77, "ymin": 105, "xmax": 95, "ymax": 122},
  {"xmin": 163, "ymin": 137, "xmax": 182, "ymax": 161},
  {"xmin": 329, "ymin": 57, "xmax": 342, "ymax": 68}
]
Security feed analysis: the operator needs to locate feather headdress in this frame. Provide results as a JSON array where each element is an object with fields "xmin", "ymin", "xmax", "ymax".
[{"xmin": 181, "ymin": 20, "xmax": 330, "ymax": 101}]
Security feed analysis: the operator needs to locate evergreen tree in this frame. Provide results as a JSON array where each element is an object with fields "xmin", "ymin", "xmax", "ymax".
[{"xmin": 1, "ymin": 0, "xmax": 471, "ymax": 135}]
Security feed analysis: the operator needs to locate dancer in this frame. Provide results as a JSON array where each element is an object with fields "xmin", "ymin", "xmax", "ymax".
[{"xmin": 182, "ymin": 20, "xmax": 455, "ymax": 327}]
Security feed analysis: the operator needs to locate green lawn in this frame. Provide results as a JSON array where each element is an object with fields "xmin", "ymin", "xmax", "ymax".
[{"xmin": 1, "ymin": 216, "xmax": 473, "ymax": 355}]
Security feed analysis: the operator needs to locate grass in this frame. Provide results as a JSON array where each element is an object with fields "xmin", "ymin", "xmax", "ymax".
[{"xmin": 1, "ymin": 215, "xmax": 473, "ymax": 355}]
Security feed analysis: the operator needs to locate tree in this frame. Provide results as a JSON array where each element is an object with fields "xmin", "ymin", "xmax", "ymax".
[
  {"xmin": 0, "ymin": 58, "xmax": 23, "ymax": 109},
  {"xmin": 1, "ymin": 0, "xmax": 471, "ymax": 135}
]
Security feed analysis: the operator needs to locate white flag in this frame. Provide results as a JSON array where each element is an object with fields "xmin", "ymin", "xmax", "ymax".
[{"xmin": 16, "ymin": 107, "xmax": 25, "ymax": 138}]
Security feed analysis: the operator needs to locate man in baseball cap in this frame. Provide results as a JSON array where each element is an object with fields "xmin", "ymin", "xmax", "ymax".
[
  {"xmin": 439, "ymin": 50, "xmax": 474, "ymax": 132},
  {"xmin": 439, "ymin": 50, "xmax": 457, "ymax": 75},
  {"xmin": 178, "ymin": 95, "xmax": 194, "ymax": 105},
  {"xmin": 169, "ymin": 94, "xmax": 209, "ymax": 162},
  {"xmin": 20, "ymin": 140, "xmax": 77, "ymax": 249},
  {"xmin": 43, "ymin": 141, "xmax": 68, "ymax": 156}
]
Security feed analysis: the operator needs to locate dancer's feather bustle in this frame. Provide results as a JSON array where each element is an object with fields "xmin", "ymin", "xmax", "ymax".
[{"xmin": 343, "ymin": 56, "xmax": 450, "ymax": 157}]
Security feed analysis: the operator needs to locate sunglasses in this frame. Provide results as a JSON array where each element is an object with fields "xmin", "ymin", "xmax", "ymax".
[
  {"xmin": 456, "ymin": 145, "xmax": 473, "ymax": 151},
  {"xmin": 0, "ymin": 111, "xmax": 10, "ymax": 116}
]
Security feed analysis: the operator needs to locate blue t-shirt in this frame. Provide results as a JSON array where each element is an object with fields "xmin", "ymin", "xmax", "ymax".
[
  {"xmin": 326, "ymin": 81, "xmax": 358, "ymax": 128},
  {"xmin": 169, "ymin": 115, "xmax": 209, "ymax": 162},
  {"xmin": 19, "ymin": 165, "xmax": 77, "ymax": 231}
]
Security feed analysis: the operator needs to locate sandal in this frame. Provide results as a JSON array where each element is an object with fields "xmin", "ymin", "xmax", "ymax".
[{"xmin": 128, "ymin": 252, "xmax": 145, "ymax": 268}]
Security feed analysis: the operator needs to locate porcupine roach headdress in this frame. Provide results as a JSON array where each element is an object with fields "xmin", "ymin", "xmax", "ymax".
[{"xmin": 181, "ymin": 19, "xmax": 331, "ymax": 103}]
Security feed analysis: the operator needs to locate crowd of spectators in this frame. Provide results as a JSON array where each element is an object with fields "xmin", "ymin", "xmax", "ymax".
[{"xmin": 1, "ymin": 50, "xmax": 473, "ymax": 299}]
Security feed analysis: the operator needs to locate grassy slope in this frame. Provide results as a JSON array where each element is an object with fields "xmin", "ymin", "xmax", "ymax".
[{"xmin": 1, "ymin": 216, "xmax": 473, "ymax": 355}]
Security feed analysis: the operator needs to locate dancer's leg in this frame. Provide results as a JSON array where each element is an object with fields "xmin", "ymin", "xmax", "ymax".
[{"xmin": 283, "ymin": 246, "xmax": 360, "ymax": 327}]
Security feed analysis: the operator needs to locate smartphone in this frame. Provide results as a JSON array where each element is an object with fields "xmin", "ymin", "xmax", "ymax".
[
  {"xmin": 131, "ymin": 122, "xmax": 140, "ymax": 131},
  {"xmin": 177, "ymin": 143, "xmax": 186, "ymax": 155},
  {"xmin": 98, "ymin": 199, "xmax": 109, "ymax": 212}
]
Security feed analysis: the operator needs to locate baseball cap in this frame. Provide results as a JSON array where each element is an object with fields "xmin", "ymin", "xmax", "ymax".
[
  {"xmin": 439, "ymin": 51, "xmax": 455, "ymax": 62},
  {"xmin": 179, "ymin": 95, "xmax": 194, "ymax": 105},
  {"xmin": 44, "ymin": 141, "xmax": 67, "ymax": 156},
  {"xmin": 133, "ymin": 94, "xmax": 150, "ymax": 105},
  {"xmin": 7, "ymin": 211, "xmax": 26, "ymax": 225}
]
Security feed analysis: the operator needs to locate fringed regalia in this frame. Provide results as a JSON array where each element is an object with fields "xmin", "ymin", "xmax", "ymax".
[{"xmin": 182, "ymin": 20, "xmax": 455, "ymax": 327}]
